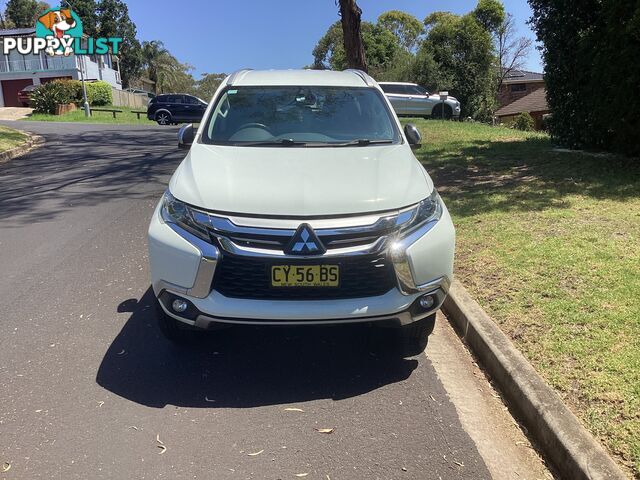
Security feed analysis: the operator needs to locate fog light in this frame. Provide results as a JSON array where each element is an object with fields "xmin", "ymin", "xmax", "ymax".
[
  {"xmin": 419, "ymin": 294, "xmax": 435, "ymax": 310},
  {"xmin": 172, "ymin": 299, "xmax": 188, "ymax": 313}
]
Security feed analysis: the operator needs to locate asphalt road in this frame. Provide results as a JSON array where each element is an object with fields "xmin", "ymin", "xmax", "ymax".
[{"xmin": 0, "ymin": 122, "xmax": 548, "ymax": 480}]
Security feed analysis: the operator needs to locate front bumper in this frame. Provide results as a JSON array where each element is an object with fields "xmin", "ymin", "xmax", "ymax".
[{"xmin": 148, "ymin": 202, "xmax": 455, "ymax": 326}]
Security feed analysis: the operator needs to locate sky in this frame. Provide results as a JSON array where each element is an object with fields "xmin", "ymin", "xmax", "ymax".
[{"xmin": 125, "ymin": 1, "xmax": 541, "ymax": 77}]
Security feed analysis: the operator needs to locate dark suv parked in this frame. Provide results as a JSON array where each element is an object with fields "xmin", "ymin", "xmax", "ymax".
[{"xmin": 147, "ymin": 94, "xmax": 208, "ymax": 125}]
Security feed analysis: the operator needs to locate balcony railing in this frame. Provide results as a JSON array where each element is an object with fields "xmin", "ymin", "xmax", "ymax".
[{"xmin": 0, "ymin": 56, "xmax": 77, "ymax": 73}]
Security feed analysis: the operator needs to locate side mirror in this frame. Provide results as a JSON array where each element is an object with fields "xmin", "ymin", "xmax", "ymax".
[
  {"xmin": 404, "ymin": 124, "xmax": 422, "ymax": 149},
  {"xmin": 178, "ymin": 123, "xmax": 195, "ymax": 149}
]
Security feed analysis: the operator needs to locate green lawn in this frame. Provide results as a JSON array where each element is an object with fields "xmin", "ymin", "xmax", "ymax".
[
  {"xmin": 408, "ymin": 119, "xmax": 639, "ymax": 476},
  {"xmin": 26, "ymin": 106, "xmax": 156, "ymax": 125},
  {"xmin": 0, "ymin": 126, "xmax": 28, "ymax": 153}
]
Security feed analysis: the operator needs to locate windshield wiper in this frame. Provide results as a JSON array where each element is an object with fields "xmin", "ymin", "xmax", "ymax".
[
  {"xmin": 334, "ymin": 139, "xmax": 394, "ymax": 147},
  {"xmin": 235, "ymin": 138, "xmax": 308, "ymax": 146}
]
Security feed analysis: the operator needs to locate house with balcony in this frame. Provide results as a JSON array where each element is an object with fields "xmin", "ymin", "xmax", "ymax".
[{"xmin": 0, "ymin": 27, "xmax": 122, "ymax": 107}]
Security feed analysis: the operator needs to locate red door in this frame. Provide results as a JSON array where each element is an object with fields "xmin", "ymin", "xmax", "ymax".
[{"xmin": 1, "ymin": 79, "xmax": 34, "ymax": 107}]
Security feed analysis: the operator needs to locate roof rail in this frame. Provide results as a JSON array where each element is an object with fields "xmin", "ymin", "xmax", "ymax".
[
  {"xmin": 227, "ymin": 68, "xmax": 253, "ymax": 86},
  {"xmin": 344, "ymin": 69, "xmax": 375, "ymax": 86}
]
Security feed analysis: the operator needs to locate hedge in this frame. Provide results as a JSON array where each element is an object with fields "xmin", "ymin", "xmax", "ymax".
[
  {"xmin": 529, "ymin": 0, "xmax": 640, "ymax": 156},
  {"xmin": 30, "ymin": 80, "xmax": 113, "ymax": 114}
]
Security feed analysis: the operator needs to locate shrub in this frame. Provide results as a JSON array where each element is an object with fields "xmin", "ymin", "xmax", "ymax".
[
  {"xmin": 30, "ymin": 80, "xmax": 114, "ymax": 113},
  {"xmin": 512, "ymin": 112, "xmax": 535, "ymax": 131},
  {"xmin": 86, "ymin": 81, "xmax": 112, "ymax": 106},
  {"xmin": 30, "ymin": 80, "xmax": 82, "ymax": 114},
  {"xmin": 529, "ymin": 0, "xmax": 640, "ymax": 156}
]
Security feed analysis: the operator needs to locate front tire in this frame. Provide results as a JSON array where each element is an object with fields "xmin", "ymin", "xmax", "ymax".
[
  {"xmin": 155, "ymin": 111, "xmax": 172, "ymax": 126},
  {"xmin": 400, "ymin": 314, "xmax": 436, "ymax": 356},
  {"xmin": 431, "ymin": 104, "xmax": 453, "ymax": 120}
]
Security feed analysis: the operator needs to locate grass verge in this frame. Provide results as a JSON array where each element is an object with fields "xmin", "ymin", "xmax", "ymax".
[
  {"xmin": 25, "ymin": 106, "xmax": 155, "ymax": 125},
  {"xmin": 408, "ymin": 119, "xmax": 640, "ymax": 476},
  {"xmin": 0, "ymin": 126, "xmax": 28, "ymax": 153}
]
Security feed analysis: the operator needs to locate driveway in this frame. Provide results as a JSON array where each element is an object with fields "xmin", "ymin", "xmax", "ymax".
[
  {"xmin": 0, "ymin": 107, "xmax": 33, "ymax": 121},
  {"xmin": 0, "ymin": 122, "xmax": 550, "ymax": 479}
]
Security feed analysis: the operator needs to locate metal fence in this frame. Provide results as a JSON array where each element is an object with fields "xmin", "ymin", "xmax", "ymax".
[{"xmin": 110, "ymin": 88, "xmax": 148, "ymax": 109}]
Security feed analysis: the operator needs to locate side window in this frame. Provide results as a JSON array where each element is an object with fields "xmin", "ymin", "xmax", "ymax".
[
  {"xmin": 409, "ymin": 85, "xmax": 428, "ymax": 95},
  {"xmin": 381, "ymin": 84, "xmax": 404, "ymax": 95},
  {"xmin": 184, "ymin": 96, "xmax": 199, "ymax": 105},
  {"xmin": 157, "ymin": 95, "xmax": 169, "ymax": 103},
  {"xmin": 166, "ymin": 95, "xmax": 182, "ymax": 104}
]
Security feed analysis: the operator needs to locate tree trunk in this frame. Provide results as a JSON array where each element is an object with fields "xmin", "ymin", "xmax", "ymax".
[{"xmin": 338, "ymin": 0, "xmax": 368, "ymax": 72}]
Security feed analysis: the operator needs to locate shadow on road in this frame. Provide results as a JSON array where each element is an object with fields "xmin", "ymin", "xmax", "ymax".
[
  {"xmin": 0, "ymin": 123, "xmax": 182, "ymax": 225},
  {"xmin": 96, "ymin": 288, "xmax": 419, "ymax": 408}
]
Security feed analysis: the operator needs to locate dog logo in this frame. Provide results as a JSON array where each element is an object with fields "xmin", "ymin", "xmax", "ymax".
[
  {"xmin": 36, "ymin": 8, "xmax": 83, "ymax": 56},
  {"xmin": 285, "ymin": 224, "xmax": 326, "ymax": 255}
]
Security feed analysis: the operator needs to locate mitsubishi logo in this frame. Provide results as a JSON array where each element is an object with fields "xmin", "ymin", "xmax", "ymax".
[{"xmin": 285, "ymin": 223, "xmax": 326, "ymax": 255}]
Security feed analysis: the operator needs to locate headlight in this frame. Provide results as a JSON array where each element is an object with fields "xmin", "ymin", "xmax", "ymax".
[
  {"xmin": 160, "ymin": 190, "xmax": 210, "ymax": 240},
  {"xmin": 397, "ymin": 189, "xmax": 443, "ymax": 236}
]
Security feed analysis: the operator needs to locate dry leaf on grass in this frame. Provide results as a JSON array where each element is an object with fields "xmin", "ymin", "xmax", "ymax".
[
  {"xmin": 295, "ymin": 474, "xmax": 308, "ymax": 477},
  {"xmin": 2, "ymin": 462, "xmax": 11, "ymax": 472},
  {"xmin": 314, "ymin": 428, "xmax": 334, "ymax": 434},
  {"xmin": 247, "ymin": 449, "xmax": 264, "ymax": 456},
  {"xmin": 283, "ymin": 408, "xmax": 305, "ymax": 412}
]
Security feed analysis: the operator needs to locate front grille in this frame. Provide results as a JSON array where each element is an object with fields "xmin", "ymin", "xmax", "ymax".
[{"xmin": 212, "ymin": 253, "xmax": 397, "ymax": 300}]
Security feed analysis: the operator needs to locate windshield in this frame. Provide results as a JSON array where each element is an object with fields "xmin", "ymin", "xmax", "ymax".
[{"xmin": 201, "ymin": 86, "xmax": 400, "ymax": 146}]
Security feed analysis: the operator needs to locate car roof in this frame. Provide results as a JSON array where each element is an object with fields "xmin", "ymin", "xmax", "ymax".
[
  {"xmin": 378, "ymin": 82, "xmax": 418, "ymax": 86},
  {"xmin": 226, "ymin": 69, "xmax": 374, "ymax": 88}
]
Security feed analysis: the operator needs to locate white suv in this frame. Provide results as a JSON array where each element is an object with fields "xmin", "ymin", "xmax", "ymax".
[
  {"xmin": 148, "ymin": 69, "xmax": 455, "ymax": 355},
  {"xmin": 379, "ymin": 82, "xmax": 461, "ymax": 119}
]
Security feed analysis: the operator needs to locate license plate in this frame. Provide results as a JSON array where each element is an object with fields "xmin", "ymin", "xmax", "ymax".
[{"xmin": 271, "ymin": 265, "xmax": 339, "ymax": 287}]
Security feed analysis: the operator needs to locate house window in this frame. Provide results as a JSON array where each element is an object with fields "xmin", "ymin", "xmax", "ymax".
[{"xmin": 510, "ymin": 83, "xmax": 527, "ymax": 92}]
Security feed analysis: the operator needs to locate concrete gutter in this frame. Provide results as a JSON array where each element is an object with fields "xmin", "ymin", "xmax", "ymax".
[
  {"xmin": 443, "ymin": 280, "xmax": 628, "ymax": 480},
  {"xmin": 0, "ymin": 131, "xmax": 44, "ymax": 165}
]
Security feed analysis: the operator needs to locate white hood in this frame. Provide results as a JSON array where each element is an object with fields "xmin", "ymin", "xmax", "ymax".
[{"xmin": 169, "ymin": 143, "xmax": 432, "ymax": 217}]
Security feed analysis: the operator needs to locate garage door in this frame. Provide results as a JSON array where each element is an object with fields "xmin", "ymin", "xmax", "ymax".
[{"xmin": 1, "ymin": 79, "xmax": 34, "ymax": 107}]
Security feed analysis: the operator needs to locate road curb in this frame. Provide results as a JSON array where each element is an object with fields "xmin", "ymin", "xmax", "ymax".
[
  {"xmin": 0, "ymin": 131, "xmax": 44, "ymax": 165},
  {"xmin": 442, "ymin": 280, "xmax": 627, "ymax": 480}
]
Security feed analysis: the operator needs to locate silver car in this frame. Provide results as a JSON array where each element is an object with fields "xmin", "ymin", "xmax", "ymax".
[{"xmin": 379, "ymin": 82, "xmax": 461, "ymax": 119}]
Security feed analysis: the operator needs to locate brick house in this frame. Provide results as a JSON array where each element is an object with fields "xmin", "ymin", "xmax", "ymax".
[
  {"xmin": 495, "ymin": 87, "xmax": 549, "ymax": 130},
  {"xmin": 498, "ymin": 69, "xmax": 545, "ymax": 108}
]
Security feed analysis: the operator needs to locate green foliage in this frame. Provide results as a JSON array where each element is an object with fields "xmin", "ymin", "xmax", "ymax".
[
  {"xmin": 140, "ymin": 40, "xmax": 195, "ymax": 94},
  {"xmin": 473, "ymin": 0, "xmax": 505, "ymax": 33},
  {"xmin": 97, "ymin": 0, "xmax": 142, "ymax": 88},
  {"xmin": 312, "ymin": 21, "xmax": 401, "ymax": 75},
  {"xmin": 425, "ymin": 12, "xmax": 497, "ymax": 120},
  {"xmin": 31, "ymin": 80, "xmax": 113, "ymax": 113},
  {"xmin": 85, "ymin": 81, "xmax": 112, "ymax": 106},
  {"xmin": 411, "ymin": 46, "xmax": 451, "ymax": 92},
  {"xmin": 195, "ymin": 72, "xmax": 227, "ymax": 101},
  {"xmin": 512, "ymin": 112, "xmax": 535, "ymax": 131},
  {"xmin": 312, "ymin": 1, "xmax": 503, "ymax": 121},
  {"xmin": 529, "ymin": 0, "xmax": 640, "ymax": 156},
  {"xmin": 31, "ymin": 81, "xmax": 81, "ymax": 114},
  {"xmin": 61, "ymin": 0, "xmax": 97, "ymax": 36},
  {"xmin": 377, "ymin": 10, "xmax": 423, "ymax": 51},
  {"xmin": 5, "ymin": 0, "xmax": 40, "ymax": 27}
]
